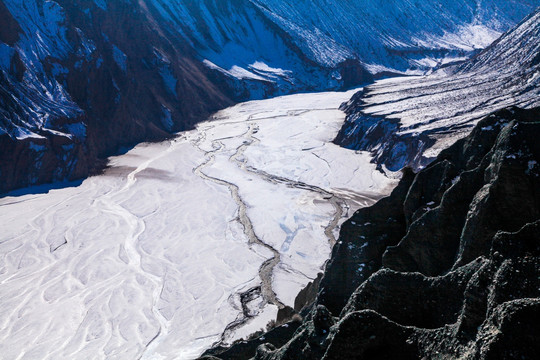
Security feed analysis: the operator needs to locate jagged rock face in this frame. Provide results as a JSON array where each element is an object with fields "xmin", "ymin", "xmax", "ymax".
[
  {"xmin": 317, "ymin": 169, "xmax": 416, "ymax": 314},
  {"xmin": 226, "ymin": 107, "xmax": 540, "ymax": 360},
  {"xmin": 335, "ymin": 8, "xmax": 540, "ymax": 172},
  {"xmin": 202, "ymin": 321, "xmax": 303, "ymax": 360}
]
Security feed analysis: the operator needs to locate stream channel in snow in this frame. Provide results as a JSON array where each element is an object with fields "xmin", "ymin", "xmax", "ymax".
[{"xmin": 0, "ymin": 89, "xmax": 398, "ymax": 360}]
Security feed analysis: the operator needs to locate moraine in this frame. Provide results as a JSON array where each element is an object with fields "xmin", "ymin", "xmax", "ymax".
[{"xmin": 0, "ymin": 90, "xmax": 397, "ymax": 360}]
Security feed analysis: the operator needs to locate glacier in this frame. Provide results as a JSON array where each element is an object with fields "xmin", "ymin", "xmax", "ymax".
[
  {"xmin": 0, "ymin": 89, "xmax": 397, "ymax": 360},
  {"xmin": 1, "ymin": 2, "xmax": 540, "ymax": 359}
]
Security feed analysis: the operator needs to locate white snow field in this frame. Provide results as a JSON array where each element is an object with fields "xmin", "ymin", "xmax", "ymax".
[{"xmin": 0, "ymin": 90, "xmax": 397, "ymax": 360}]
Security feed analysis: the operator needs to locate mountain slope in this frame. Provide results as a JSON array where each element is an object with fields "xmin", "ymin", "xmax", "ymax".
[
  {"xmin": 335, "ymin": 7, "xmax": 540, "ymax": 171},
  {"xmin": 145, "ymin": 0, "xmax": 373, "ymax": 98},
  {"xmin": 1, "ymin": 0, "xmax": 539, "ymax": 194},
  {"xmin": 147, "ymin": 0, "xmax": 540, "ymax": 89},
  {"xmin": 0, "ymin": 0, "xmax": 233, "ymax": 193},
  {"xmin": 250, "ymin": 0, "xmax": 539, "ymax": 72}
]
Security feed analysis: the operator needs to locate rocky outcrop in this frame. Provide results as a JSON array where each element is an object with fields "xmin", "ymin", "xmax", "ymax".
[
  {"xmin": 208, "ymin": 107, "xmax": 540, "ymax": 359},
  {"xmin": 317, "ymin": 168, "xmax": 416, "ymax": 314},
  {"xmin": 202, "ymin": 320, "xmax": 303, "ymax": 360}
]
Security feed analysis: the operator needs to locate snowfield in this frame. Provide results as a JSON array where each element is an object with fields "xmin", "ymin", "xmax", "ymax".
[{"xmin": 0, "ymin": 90, "xmax": 397, "ymax": 360}]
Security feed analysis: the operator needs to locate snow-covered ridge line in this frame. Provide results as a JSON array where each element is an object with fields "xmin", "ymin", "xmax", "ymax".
[{"xmin": 336, "ymin": 7, "xmax": 540, "ymax": 171}]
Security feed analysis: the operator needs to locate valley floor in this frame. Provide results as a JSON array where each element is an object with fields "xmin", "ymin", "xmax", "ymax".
[{"xmin": 0, "ymin": 90, "xmax": 397, "ymax": 360}]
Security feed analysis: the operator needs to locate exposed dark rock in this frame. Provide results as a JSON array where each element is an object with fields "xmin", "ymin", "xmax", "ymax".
[
  {"xmin": 382, "ymin": 107, "xmax": 539, "ymax": 276},
  {"xmin": 293, "ymin": 273, "xmax": 322, "ymax": 313},
  {"xmin": 312, "ymin": 305, "xmax": 335, "ymax": 336},
  {"xmin": 276, "ymin": 306, "xmax": 297, "ymax": 326},
  {"xmin": 201, "ymin": 320, "xmax": 302, "ymax": 360},
  {"xmin": 335, "ymin": 59, "xmax": 373, "ymax": 90},
  {"xmin": 342, "ymin": 261, "xmax": 482, "ymax": 329},
  {"xmin": 213, "ymin": 106, "xmax": 540, "ymax": 359},
  {"xmin": 334, "ymin": 93, "xmax": 436, "ymax": 171},
  {"xmin": 0, "ymin": 1, "xmax": 21, "ymax": 46},
  {"xmin": 317, "ymin": 168, "xmax": 415, "ymax": 314},
  {"xmin": 323, "ymin": 311, "xmax": 417, "ymax": 360}
]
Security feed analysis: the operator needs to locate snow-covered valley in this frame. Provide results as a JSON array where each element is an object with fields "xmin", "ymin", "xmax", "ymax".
[
  {"xmin": 2, "ymin": 0, "xmax": 539, "ymax": 194},
  {"xmin": 0, "ymin": 90, "xmax": 397, "ymax": 360}
]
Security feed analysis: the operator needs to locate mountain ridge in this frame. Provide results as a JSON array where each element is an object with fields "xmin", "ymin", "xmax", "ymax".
[
  {"xmin": 201, "ymin": 11, "xmax": 540, "ymax": 359},
  {"xmin": 2, "ymin": 0, "xmax": 539, "ymax": 194},
  {"xmin": 335, "ymin": 6, "xmax": 540, "ymax": 171}
]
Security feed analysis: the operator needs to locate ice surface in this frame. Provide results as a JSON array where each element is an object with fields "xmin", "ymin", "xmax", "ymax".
[{"xmin": 0, "ymin": 90, "xmax": 397, "ymax": 359}]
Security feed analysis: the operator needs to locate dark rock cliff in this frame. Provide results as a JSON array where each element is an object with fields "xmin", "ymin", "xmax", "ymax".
[{"xmin": 207, "ymin": 107, "xmax": 540, "ymax": 359}]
